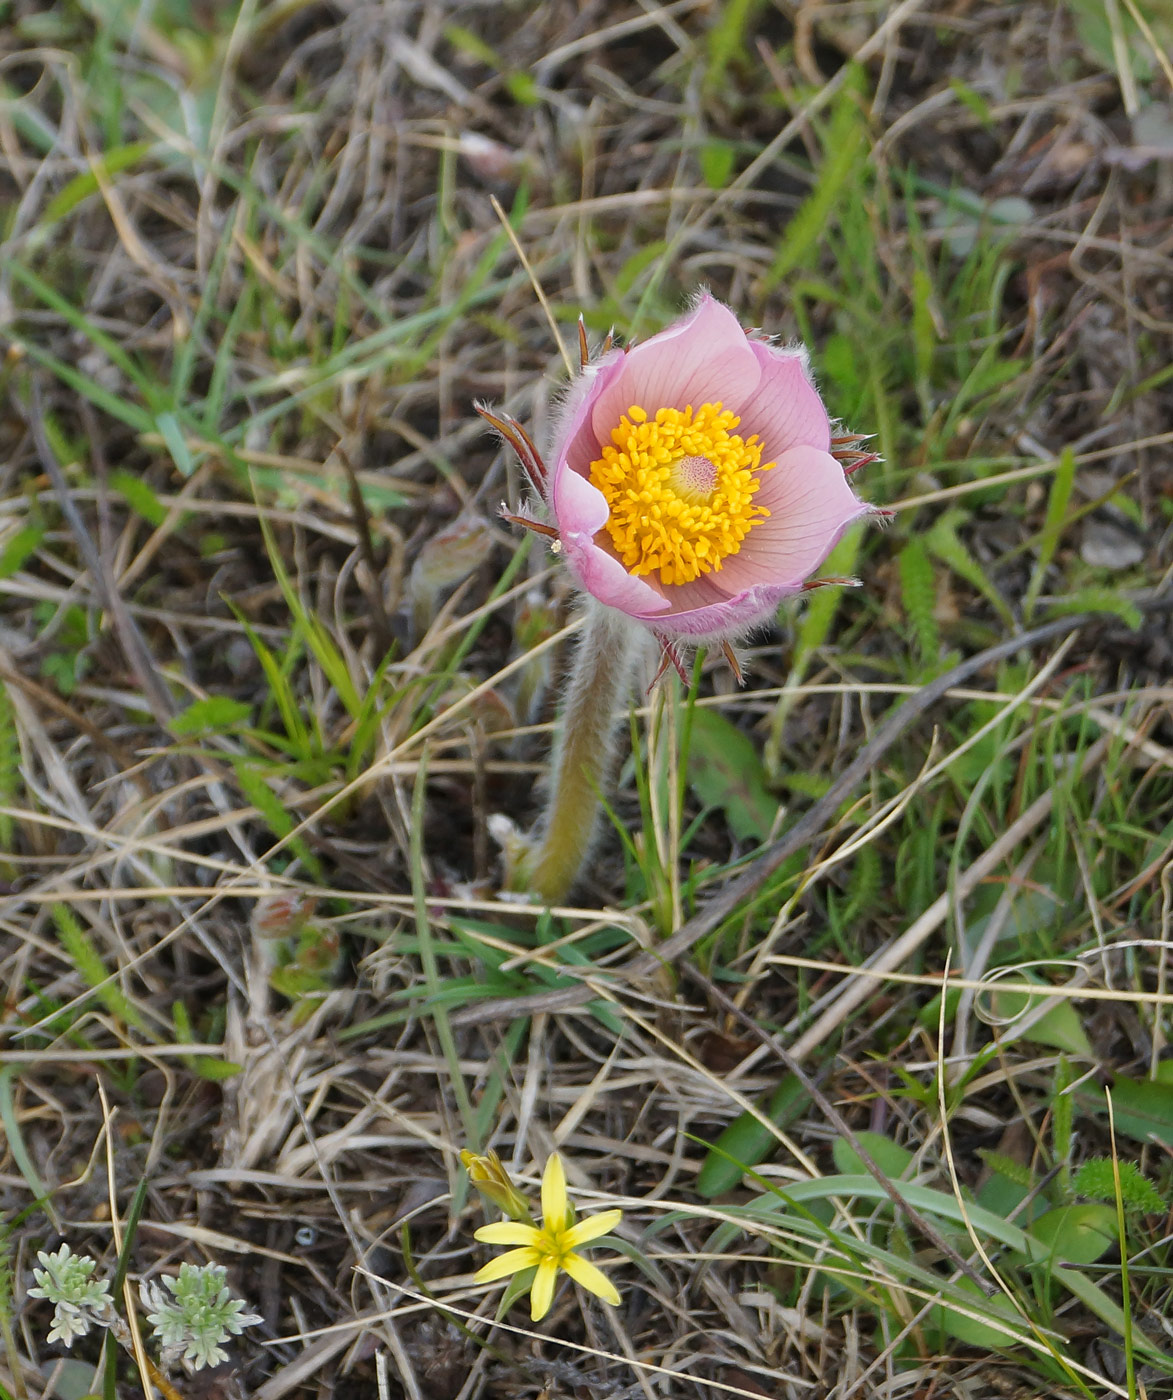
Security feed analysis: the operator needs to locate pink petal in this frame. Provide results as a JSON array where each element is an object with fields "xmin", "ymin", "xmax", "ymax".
[
  {"xmin": 735, "ymin": 342, "xmax": 831, "ymax": 454},
  {"xmin": 551, "ymin": 457, "xmax": 610, "ymax": 535},
  {"xmin": 550, "ymin": 440, "xmax": 671, "ymax": 617},
  {"xmin": 561, "ymin": 532, "xmax": 671, "ymax": 618},
  {"xmin": 647, "ymin": 583, "xmax": 801, "ymax": 641},
  {"xmin": 708, "ymin": 446, "xmax": 868, "ymax": 591},
  {"xmin": 553, "ymin": 351, "xmax": 630, "ymax": 482},
  {"xmin": 587, "ymin": 294, "xmax": 761, "ymax": 445}
]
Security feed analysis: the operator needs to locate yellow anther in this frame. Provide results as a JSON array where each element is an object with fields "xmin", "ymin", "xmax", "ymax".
[{"xmin": 588, "ymin": 402, "xmax": 772, "ymax": 584}]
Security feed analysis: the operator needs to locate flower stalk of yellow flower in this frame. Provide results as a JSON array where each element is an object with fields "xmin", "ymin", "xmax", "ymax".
[{"xmin": 473, "ymin": 1153, "xmax": 622, "ymax": 1321}]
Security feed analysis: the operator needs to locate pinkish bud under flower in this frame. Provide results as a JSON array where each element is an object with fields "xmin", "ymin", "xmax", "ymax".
[
  {"xmin": 251, "ymin": 893, "xmax": 316, "ymax": 940},
  {"xmin": 409, "ymin": 513, "xmax": 495, "ymax": 636},
  {"xmin": 494, "ymin": 293, "xmax": 873, "ymax": 646}
]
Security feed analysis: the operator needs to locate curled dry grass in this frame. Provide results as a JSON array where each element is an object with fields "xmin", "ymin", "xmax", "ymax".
[{"xmin": 1, "ymin": 1, "xmax": 1173, "ymax": 1398}]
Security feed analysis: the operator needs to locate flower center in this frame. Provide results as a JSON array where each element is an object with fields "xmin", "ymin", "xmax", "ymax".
[
  {"xmin": 670, "ymin": 454, "xmax": 718, "ymax": 500},
  {"xmin": 587, "ymin": 402, "xmax": 773, "ymax": 586}
]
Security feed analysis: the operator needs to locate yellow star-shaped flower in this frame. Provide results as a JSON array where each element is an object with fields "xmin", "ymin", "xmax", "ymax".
[{"xmin": 473, "ymin": 1153, "xmax": 623, "ymax": 1320}]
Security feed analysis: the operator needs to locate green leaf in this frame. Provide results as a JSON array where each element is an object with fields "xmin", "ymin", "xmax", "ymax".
[
  {"xmin": 792, "ymin": 532, "xmax": 860, "ymax": 668},
  {"xmin": 497, "ymin": 1265, "xmax": 537, "ymax": 1319},
  {"xmin": 988, "ymin": 981, "xmax": 1094, "ymax": 1058},
  {"xmin": 0, "ymin": 682, "xmax": 18, "ymax": 865},
  {"xmin": 170, "ymin": 695, "xmax": 253, "ymax": 736},
  {"xmin": 765, "ymin": 529, "xmax": 861, "ymax": 780},
  {"xmin": 504, "ymin": 71, "xmax": 539, "ymax": 106},
  {"xmin": 269, "ymin": 963, "xmax": 332, "ymax": 1001},
  {"xmin": 1064, "ymin": 0, "xmax": 1173, "ymax": 82},
  {"xmin": 765, "ymin": 71, "xmax": 868, "ymax": 287},
  {"xmin": 1044, "ymin": 587, "xmax": 1142, "ymax": 630},
  {"xmin": 820, "ymin": 332, "xmax": 864, "ymax": 402},
  {"xmin": 1074, "ymin": 1157, "xmax": 1165, "ymax": 1213},
  {"xmin": 0, "ymin": 1065, "xmax": 56, "ymax": 1223},
  {"xmin": 1024, "ymin": 1204, "xmax": 1117, "ymax": 1266},
  {"xmin": 975, "ymin": 1167, "xmax": 1037, "ymax": 1223},
  {"xmin": 223, "ymin": 603, "xmax": 310, "ymax": 753},
  {"xmin": 910, "ymin": 265, "xmax": 937, "ymax": 409},
  {"xmin": 976, "ymin": 1149, "xmax": 1034, "ymax": 1190},
  {"xmin": 1052, "ymin": 1055, "xmax": 1074, "ymax": 1181},
  {"xmin": 839, "ymin": 842, "xmax": 881, "ymax": 927},
  {"xmin": 443, "ymin": 23, "xmax": 500, "ymax": 66},
  {"xmin": 1093, "ymin": 1077, "xmax": 1173, "ymax": 1147},
  {"xmin": 41, "ymin": 142, "xmax": 153, "ymax": 224},
  {"xmin": 232, "ymin": 761, "xmax": 323, "ymax": 880},
  {"xmin": 155, "ymin": 409, "xmax": 196, "ymax": 477},
  {"xmin": 696, "ymin": 1076, "xmax": 811, "ymax": 1198},
  {"xmin": 0, "ymin": 525, "xmax": 44, "ymax": 579},
  {"xmin": 3, "ymin": 260, "xmax": 162, "ymax": 422},
  {"xmin": 1024, "ymin": 445, "xmax": 1076, "ymax": 620},
  {"xmin": 832, "ymin": 1131, "xmax": 915, "ymax": 1180},
  {"xmin": 256, "ymin": 514, "xmax": 364, "ymax": 719},
  {"xmin": 949, "ymin": 77, "xmax": 994, "ymax": 128},
  {"xmin": 687, "ymin": 707, "xmax": 779, "ymax": 842},
  {"xmin": 897, "ymin": 538, "xmax": 939, "ymax": 665},
  {"xmin": 110, "ymin": 468, "xmax": 167, "ymax": 526},
  {"xmin": 699, "ymin": 140, "xmax": 736, "ymax": 189},
  {"xmin": 707, "ymin": 1172, "xmax": 1166, "ymax": 1366},
  {"xmin": 613, "ymin": 241, "xmax": 669, "ymax": 299},
  {"xmin": 926, "ymin": 510, "xmax": 1014, "ymax": 627},
  {"xmin": 171, "ymin": 1001, "xmax": 241, "ymax": 1082},
  {"xmin": 37, "ymin": 1358, "xmax": 97, "ymax": 1400},
  {"xmin": 52, "ymin": 903, "xmax": 147, "ymax": 1031},
  {"xmin": 705, "ymin": 0, "xmax": 767, "ymax": 92},
  {"xmin": 930, "ymin": 1273, "xmax": 1020, "ymax": 1350}
]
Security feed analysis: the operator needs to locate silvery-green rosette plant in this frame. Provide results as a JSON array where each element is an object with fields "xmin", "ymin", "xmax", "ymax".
[
  {"xmin": 28, "ymin": 1245, "xmax": 261, "ymax": 1377},
  {"xmin": 479, "ymin": 293, "xmax": 877, "ymax": 903}
]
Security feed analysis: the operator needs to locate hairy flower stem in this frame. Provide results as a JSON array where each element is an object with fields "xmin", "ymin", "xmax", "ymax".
[{"xmin": 522, "ymin": 601, "xmax": 647, "ymax": 903}]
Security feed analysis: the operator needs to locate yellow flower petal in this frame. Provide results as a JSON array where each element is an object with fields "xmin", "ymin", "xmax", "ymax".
[
  {"xmin": 541, "ymin": 1153, "xmax": 569, "ymax": 1231},
  {"xmin": 475, "ymin": 1222, "xmax": 541, "ymax": 1247},
  {"xmin": 561, "ymin": 1252, "xmax": 621, "ymax": 1306},
  {"xmin": 564, "ymin": 1209, "xmax": 622, "ymax": 1249},
  {"xmin": 474, "ymin": 1247, "xmax": 540, "ymax": 1284},
  {"xmin": 530, "ymin": 1255, "xmax": 559, "ymax": 1320}
]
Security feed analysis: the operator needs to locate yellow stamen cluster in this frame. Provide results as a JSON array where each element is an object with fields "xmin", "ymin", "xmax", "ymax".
[{"xmin": 588, "ymin": 402, "xmax": 773, "ymax": 586}]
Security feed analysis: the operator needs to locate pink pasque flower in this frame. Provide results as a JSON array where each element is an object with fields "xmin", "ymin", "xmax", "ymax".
[{"xmin": 483, "ymin": 293, "xmax": 874, "ymax": 654}]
